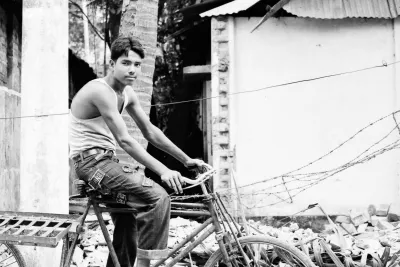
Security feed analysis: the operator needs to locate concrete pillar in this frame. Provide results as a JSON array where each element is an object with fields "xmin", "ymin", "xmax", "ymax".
[
  {"xmin": 394, "ymin": 18, "xmax": 400, "ymax": 196},
  {"xmin": 19, "ymin": 0, "xmax": 68, "ymax": 266}
]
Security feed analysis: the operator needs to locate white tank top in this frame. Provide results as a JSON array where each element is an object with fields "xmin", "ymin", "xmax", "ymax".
[{"xmin": 69, "ymin": 78, "xmax": 128, "ymax": 159}]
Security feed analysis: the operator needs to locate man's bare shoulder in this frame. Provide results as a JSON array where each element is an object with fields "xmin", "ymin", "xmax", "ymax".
[
  {"xmin": 77, "ymin": 80, "xmax": 115, "ymax": 102},
  {"xmin": 125, "ymin": 86, "xmax": 140, "ymax": 106}
]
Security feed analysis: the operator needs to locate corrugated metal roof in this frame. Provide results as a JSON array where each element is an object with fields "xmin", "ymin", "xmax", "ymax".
[
  {"xmin": 200, "ymin": 0, "xmax": 260, "ymax": 17},
  {"xmin": 283, "ymin": 0, "xmax": 400, "ymax": 19},
  {"xmin": 200, "ymin": 0, "xmax": 400, "ymax": 19}
]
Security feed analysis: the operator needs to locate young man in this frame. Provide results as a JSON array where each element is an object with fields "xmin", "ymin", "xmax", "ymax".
[{"xmin": 69, "ymin": 36, "xmax": 205, "ymax": 267}]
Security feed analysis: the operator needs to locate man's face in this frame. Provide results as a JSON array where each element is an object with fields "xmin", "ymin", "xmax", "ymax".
[{"xmin": 111, "ymin": 50, "xmax": 142, "ymax": 85}]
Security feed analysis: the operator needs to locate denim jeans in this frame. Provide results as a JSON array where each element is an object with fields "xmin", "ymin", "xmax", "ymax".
[{"xmin": 74, "ymin": 153, "xmax": 170, "ymax": 267}]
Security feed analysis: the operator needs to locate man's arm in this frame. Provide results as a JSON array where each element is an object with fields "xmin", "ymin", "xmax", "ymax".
[
  {"xmin": 125, "ymin": 87, "xmax": 204, "ymax": 168},
  {"xmin": 89, "ymin": 84, "xmax": 184, "ymax": 193}
]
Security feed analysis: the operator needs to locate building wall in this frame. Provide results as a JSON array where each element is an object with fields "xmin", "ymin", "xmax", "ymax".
[
  {"xmin": 211, "ymin": 17, "xmax": 234, "ymax": 191},
  {"xmin": 0, "ymin": 4, "xmax": 21, "ymax": 211},
  {"xmin": 223, "ymin": 17, "xmax": 400, "ymax": 216}
]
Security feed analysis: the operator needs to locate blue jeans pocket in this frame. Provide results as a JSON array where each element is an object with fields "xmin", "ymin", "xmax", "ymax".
[
  {"xmin": 142, "ymin": 177, "xmax": 154, "ymax": 187},
  {"xmin": 88, "ymin": 169, "xmax": 106, "ymax": 190}
]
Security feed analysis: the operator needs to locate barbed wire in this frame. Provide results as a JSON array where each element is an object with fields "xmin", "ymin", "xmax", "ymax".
[
  {"xmin": 171, "ymin": 116, "xmax": 400, "ymax": 204},
  {"xmin": 0, "ymin": 60, "xmax": 398, "ymax": 120},
  {"xmin": 219, "ymin": 139, "xmax": 400, "ymax": 208},
  {"xmin": 227, "ymin": 138, "xmax": 400, "ymax": 197},
  {"xmin": 217, "ymin": 110, "xmax": 400, "ymax": 193}
]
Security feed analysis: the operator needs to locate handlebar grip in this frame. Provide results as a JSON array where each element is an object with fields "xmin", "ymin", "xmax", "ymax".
[{"xmin": 181, "ymin": 169, "xmax": 216, "ymax": 185}]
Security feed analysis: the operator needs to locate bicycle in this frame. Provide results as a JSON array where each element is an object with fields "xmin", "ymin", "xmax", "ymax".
[{"xmin": 0, "ymin": 167, "xmax": 315, "ymax": 267}]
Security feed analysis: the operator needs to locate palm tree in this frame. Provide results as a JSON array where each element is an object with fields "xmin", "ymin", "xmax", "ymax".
[{"xmin": 117, "ymin": 0, "xmax": 159, "ymax": 174}]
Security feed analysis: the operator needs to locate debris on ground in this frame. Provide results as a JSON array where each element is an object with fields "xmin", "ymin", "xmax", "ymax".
[
  {"xmin": 70, "ymin": 203, "xmax": 400, "ymax": 267},
  {"xmin": 247, "ymin": 203, "xmax": 400, "ymax": 267},
  {"xmin": 70, "ymin": 216, "xmax": 217, "ymax": 267}
]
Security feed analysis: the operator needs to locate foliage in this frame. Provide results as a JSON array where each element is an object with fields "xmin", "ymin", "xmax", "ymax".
[
  {"xmin": 69, "ymin": 0, "xmax": 108, "ymax": 71},
  {"xmin": 69, "ymin": 3, "xmax": 85, "ymax": 59},
  {"xmin": 152, "ymin": 0, "xmax": 198, "ymax": 130}
]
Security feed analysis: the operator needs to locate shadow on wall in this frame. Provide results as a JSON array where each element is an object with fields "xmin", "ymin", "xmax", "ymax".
[
  {"xmin": 68, "ymin": 49, "xmax": 97, "ymax": 195},
  {"xmin": 68, "ymin": 49, "xmax": 97, "ymax": 108}
]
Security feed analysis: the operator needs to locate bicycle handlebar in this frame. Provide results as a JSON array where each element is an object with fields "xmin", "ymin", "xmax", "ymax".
[{"xmin": 181, "ymin": 165, "xmax": 216, "ymax": 188}]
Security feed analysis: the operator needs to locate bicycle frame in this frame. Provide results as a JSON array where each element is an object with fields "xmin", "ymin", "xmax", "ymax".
[
  {"xmin": 153, "ymin": 182, "xmax": 234, "ymax": 267},
  {"xmin": 62, "ymin": 172, "xmax": 240, "ymax": 267}
]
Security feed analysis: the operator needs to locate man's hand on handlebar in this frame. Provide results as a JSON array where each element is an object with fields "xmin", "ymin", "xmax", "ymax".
[
  {"xmin": 184, "ymin": 158, "xmax": 211, "ymax": 174},
  {"xmin": 161, "ymin": 159, "xmax": 211, "ymax": 194},
  {"xmin": 160, "ymin": 170, "xmax": 185, "ymax": 194}
]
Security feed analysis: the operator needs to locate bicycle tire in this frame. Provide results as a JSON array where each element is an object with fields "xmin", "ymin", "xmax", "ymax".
[
  {"xmin": 204, "ymin": 235, "xmax": 315, "ymax": 267},
  {"xmin": 0, "ymin": 243, "xmax": 26, "ymax": 267}
]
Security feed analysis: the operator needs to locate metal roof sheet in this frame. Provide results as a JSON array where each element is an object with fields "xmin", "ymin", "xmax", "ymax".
[
  {"xmin": 200, "ymin": 0, "xmax": 260, "ymax": 17},
  {"xmin": 200, "ymin": 0, "xmax": 400, "ymax": 19},
  {"xmin": 283, "ymin": 0, "xmax": 400, "ymax": 19}
]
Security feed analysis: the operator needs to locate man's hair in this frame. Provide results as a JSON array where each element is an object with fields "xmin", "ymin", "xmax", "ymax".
[{"xmin": 111, "ymin": 36, "xmax": 145, "ymax": 61}]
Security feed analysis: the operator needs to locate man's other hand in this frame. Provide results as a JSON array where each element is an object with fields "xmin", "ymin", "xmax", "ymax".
[
  {"xmin": 185, "ymin": 158, "xmax": 211, "ymax": 173},
  {"xmin": 161, "ymin": 170, "xmax": 184, "ymax": 194}
]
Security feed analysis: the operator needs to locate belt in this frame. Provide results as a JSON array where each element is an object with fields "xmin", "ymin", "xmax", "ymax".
[{"xmin": 72, "ymin": 148, "xmax": 113, "ymax": 163}]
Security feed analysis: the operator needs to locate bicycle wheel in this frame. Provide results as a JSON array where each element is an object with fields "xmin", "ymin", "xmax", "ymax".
[
  {"xmin": 204, "ymin": 235, "xmax": 315, "ymax": 267},
  {"xmin": 0, "ymin": 243, "xmax": 26, "ymax": 267}
]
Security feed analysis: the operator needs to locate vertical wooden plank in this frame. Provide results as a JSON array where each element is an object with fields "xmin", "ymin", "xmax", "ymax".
[
  {"xmin": 201, "ymin": 81, "xmax": 206, "ymax": 160},
  {"xmin": 205, "ymin": 80, "xmax": 212, "ymax": 165}
]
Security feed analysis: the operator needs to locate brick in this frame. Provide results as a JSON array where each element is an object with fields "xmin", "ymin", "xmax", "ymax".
[
  {"xmin": 387, "ymin": 203, "xmax": 400, "ymax": 222},
  {"xmin": 219, "ymin": 97, "xmax": 228, "ymax": 106},
  {"xmin": 219, "ymin": 168, "xmax": 229, "ymax": 175},
  {"xmin": 350, "ymin": 209, "xmax": 370, "ymax": 226},
  {"xmin": 219, "ymin": 117, "xmax": 228, "ymax": 123},
  {"xmin": 219, "ymin": 111, "xmax": 228, "ymax": 119},
  {"xmin": 219, "ymin": 84, "xmax": 228, "ymax": 93},
  {"xmin": 339, "ymin": 223, "xmax": 357, "ymax": 234},
  {"xmin": 367, "ymin": 204, "xmax": 377, "ymax": 216},
  {"xmin": 376, "ymin": 204, "xmax": 390, "ymax": 216},
  {"xmin": 366, "ymin": 226, "xmax": 375, "ymax": 232},
  {"xmin": 218, "ymin": 59, "xmax": 229, "ymax": 72},
  {"xmin": 370, "ymin": 215, "xmax": 379, "ymax": 226},
  {"xmin": 216, "ymin": 136, "xmax": 229, "ymax": 145},
  {"xmin": 214, "ymin": 35, "xmax": 229, "ymax": 43},
  {"xmin": 219, "ymin": 160, "xmax": 231, "ymax": 169},
  {"xmin": 335, "ymin": 215, "xmax": 351, "ymax": 224},
  {"xmin": 377, "ymin": 220, "xmax": 394, "ymax": 230},
  {"xmin": 354, "ymin": 238, "xmax": 382, "ymax": 251},
  {"xmin": 219, "ymin": 174, "xmax": 230, "ymax": 182},
  {"xmin": 357, "ymin": 223, "xmax": 368, "ymax": 233},
  {"xmin": 218, "ymin": 180, "xmax": 230, "ymax": 189},
  {"xmin": 218, "ymin": 123, "xmax": 229, "ymax": 132},
  {"xmin": 218, "ymin": 150, "xmax": 229, "ymax": 157},
  {"xmin": 214, "ymin": 21, "xmax": 227, "ymax": 30}
]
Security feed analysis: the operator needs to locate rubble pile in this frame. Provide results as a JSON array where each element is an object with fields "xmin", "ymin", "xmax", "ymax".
[
  {"xmin": 70, "ymin": 214, "xmax": 114, "ymax": 267},
  {"xmin": 248, "ymin": 203, "xmax": 400, "ymax": 267},
  {"xmin": 71, "ymin": 203, "xmax": 400, "ymax": 267},
  {"xmin": 70, "ymin": 216, "xmax": 218, "ymax": 267}
]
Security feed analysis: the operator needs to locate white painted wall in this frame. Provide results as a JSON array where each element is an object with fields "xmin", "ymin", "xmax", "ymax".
[
  {"xmin": 230, "ymin": 17, "xmax": 400, "ymax": 216},
  {"xmin": 20, "ymin": 0, "xmax": 69, "ymax": 265}
]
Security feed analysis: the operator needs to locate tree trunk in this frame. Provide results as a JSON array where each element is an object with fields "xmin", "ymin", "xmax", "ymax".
[
  {"xmin": 81, "ymin": 0, "xmax": 90, "ymax": 62},
  {"xmin": 118, "ymin": 0, "xmax": 159, "ymax": 174}
]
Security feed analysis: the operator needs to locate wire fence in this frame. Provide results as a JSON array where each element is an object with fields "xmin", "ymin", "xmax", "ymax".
[
  {"xmin": 0, "ymin": 60, "xmax": 399, "ymax": 120},
  {"xmin": 2, "ymin": 59, "xmax": 400, "ymax": 210},
  {"xmin": 172, "ymin": 110, "xmax": 400, "ymax": 208}
]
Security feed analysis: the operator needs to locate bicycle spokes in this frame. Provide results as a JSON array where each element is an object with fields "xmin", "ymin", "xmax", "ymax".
[{"xmin": 0, "ymin": 244, "xmax": 20, "ymax": 267}]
